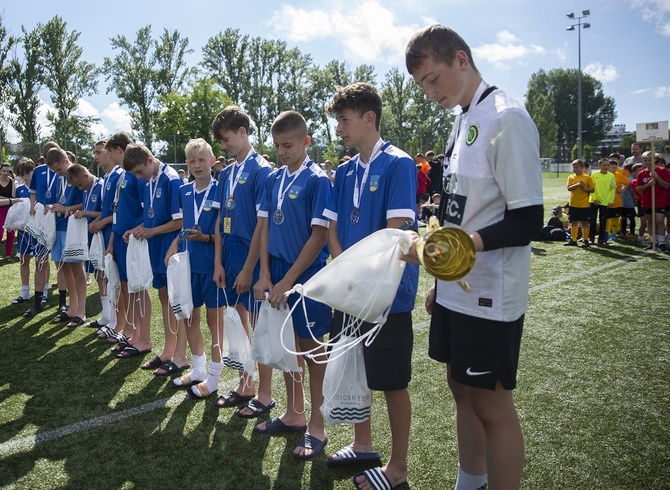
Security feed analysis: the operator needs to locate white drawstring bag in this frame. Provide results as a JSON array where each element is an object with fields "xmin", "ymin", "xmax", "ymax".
[
  {"xmin": 222, "ymin": 305, "xmax": 254, "ymax": 376},
  {"xmin": 126, "ymin": 234, "xmax": 153, "ymax": 293},
  {"xmin": 63, "ymin": 215, "xmax": 89, "ymax": 262},
  {"xmin": 320, "ymin": 334, "xmax": 371, "ymax": 425},
  {"xmin": 89, "ymin": 232, "xmax": 105, "ymax": 271},
  {"xmin": 5, "ymin": 199, "xmax": 30, "ymax": 231},
  {"xmin": 40, "ymin": 209, "xmax": 57, "ymax": 251},
  {"xmin": 252, "ymin": 300, "xmax": 301, "ymax": 373},
  {"xmin": 166, "ymin": 251, "xmax": 193, "ymax": 320},
  {"xmin": 104, "ymin": 253, "xmax": 121, "ymax": 307},
  {"xmin": 25, "ymin": 203, "xmax": 44, "ymax": 239},
  {"xmin": 287, "ymin": 228, "xmax": 412, "ymax": 351}
]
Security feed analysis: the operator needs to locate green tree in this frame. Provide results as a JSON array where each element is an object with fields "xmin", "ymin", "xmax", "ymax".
[
  {"xmin": 571, "ymin": 143, "xmax": 593, "ymax": 162},
  {"xmin": 36, "ymin": 16, "xmax": 99, "ymax": 150},
  {"xmin": 103, "ymin": 26, "xmax": 192, "ymax": 150},
  {"xmin": 6, "ymin": 26, "xmax": 43, "ymax": 160},
  {"xmin": 526, "ymin": 92, "xmax": 558, "ymax": 159},
  {"xmin": 526, "ymin": 68, "xmax": 616, "ymax": 160}
]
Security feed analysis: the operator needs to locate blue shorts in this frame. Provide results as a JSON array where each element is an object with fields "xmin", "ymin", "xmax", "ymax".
[
  {"xmin": 269, "ymin": 256, "xmax": 331, "ymax": 339},
  {"xmin": 51, "ymin": 230, "xmax": 68, "ymax": 262},
  {"xmin": 17, "ymin": 231, "xmax": 36, "ymax": 256},
  {"xmin": 113, "ymin": 234, "xmax": 129, "ymax": 282},
  {"xmin": 153, "ymin": 272, "xmax": 167, "ymax": 290},
  {"xmin": 191, "ymin": 272, "xmax": 223, "ymax": 309},
  {"xmin": 221, "ymin": 235, "xmax": 259, "ymax": 311}
]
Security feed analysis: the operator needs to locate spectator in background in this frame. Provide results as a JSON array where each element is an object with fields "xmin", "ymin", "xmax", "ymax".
[
  {"xmin": 0, "ymin": 163, "xmax": 16, "ymax": 261},
  {"xmin": 425, "ymin": 150, "xmax": 442, "ymax": 195},
  {"xmin": 323, "ymin": 160, "xmax": 335, "ymax": 186},
  {"xmin": 213, "ymin": 156, "xmax": 226, "ymax": 180},
  {"xmin": 624, "ymin": 143, "xmax": 644, "ymax": 166},
  {"xmin": 65, "ymin": 151, "xmax": 77, "ymax": 164},
  {"xmin": 416, "ymin": 164, "xmax": 431, "ymax": 202},
  {"xmin": 178, "ymin": 168, "xmax": 189, "ymax": 184},
  {"xmin": 415, "ymin": 153, "xmax": 430, "ymax": 174}
]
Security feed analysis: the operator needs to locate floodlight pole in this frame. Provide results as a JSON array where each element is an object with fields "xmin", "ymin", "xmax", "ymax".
[{"xmin": 566, "ymin": 10, "xmax": 591, "ymax": 160}]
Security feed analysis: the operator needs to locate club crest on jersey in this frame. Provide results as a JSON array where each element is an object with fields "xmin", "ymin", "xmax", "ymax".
[
  {"xmin": 121, "ymin": 179, "xmax": 127, "ymax": 188},
  {"xmin": 466, "ymin": 122, "xmax": 479, "ymax": 146},
  {"xmin": 288, "ymin": 185, "xmax": 301, "ymax": 199},
  {"xmin": 238, "ymin": 172, "xmax": 249, "ymax": 184},
  {"xmin": 156, "ymin": 187, "xmax": 163, "ymax": 199},
  {"xmin": 203, "ymin": 200, "xmax": 213, "ymax": 211},
  {"xmin": 369, "ymin": 175, "xmax": 380, "ymax": 192},
  {"xmin": 91, "ymin": 196, "xmax": 97, "ymax": 203}
]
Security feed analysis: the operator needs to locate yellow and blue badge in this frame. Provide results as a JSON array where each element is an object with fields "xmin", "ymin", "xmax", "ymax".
[
  {"xmin": 369, "ymin": 175, "xmax": 380, "ymax": 192},
  {"xmin": 288, "ymin": 185, "xmax": 301, "ymax": 199},
  {"xmin": 156, "ymin": 187, "xmax": 162, "ymax": 199},
  {"xmin": 121, "ymin": 178, "xmax": 127, "ymax": 188},
  {"xmin": 238, "ymin": 172, "xmax": 249, "ymax": 184},
  {"xmin": 203, "ymin": 200, "xmax": 213, "ymax": 211}
]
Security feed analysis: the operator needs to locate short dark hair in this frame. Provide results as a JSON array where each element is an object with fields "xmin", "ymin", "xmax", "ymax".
[
  {"xmin": 46, "ymin": 147, "xmax": 67, "ymax": 166},
  {"xmin": 271, "ymin": 111, "xmax": 308, "ymax": 137},
  {"xmin": 105, "ymin": 132, "xmax": 134, "ymax": 152},
  {"xmin": 406, "ymin": 24, "xmax": 478, "ymax": 75},
  {"xmin": 326, "ymin": 82, "xmax": 382, "ymax": 131},
  {"xmin": 212, "ymin": 105, "xmax": 252, "ymax": 139},
  {"xmin": 41, "ymin": 141, "xmax": 60, "ymax": 159},
  {"xmin": 123, "ymin": 144, "xmax": 153, "ymax": 171}
]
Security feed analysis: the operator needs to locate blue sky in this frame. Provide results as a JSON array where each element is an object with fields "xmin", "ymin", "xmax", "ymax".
[{"xmin": 2, "ymin": 0, "xmax": 669, "ymax": 145}]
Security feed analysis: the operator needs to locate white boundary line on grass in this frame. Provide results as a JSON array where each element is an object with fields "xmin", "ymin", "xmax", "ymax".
[
  {"xmin": 0, "ymin": 250, "xmax": 658, "ymax": 458},
  {"xmin": 529, "ymin": 250, "xmax": 653, "ymax": 294},
  {"xmin": 0, "ymin": 392, "xmax": 187, "ymax": 457}
]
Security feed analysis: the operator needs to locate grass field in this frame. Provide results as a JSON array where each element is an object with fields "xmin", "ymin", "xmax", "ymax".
[{"xmin": 0, "ymin": 173, "xmax": 669, "ymax": 489}]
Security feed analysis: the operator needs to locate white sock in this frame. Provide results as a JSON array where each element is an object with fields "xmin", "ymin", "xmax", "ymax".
[
  {"xmin": 98, "ymin": 295, "xmax": 111, "ymax": 325},
  {"xmin": 192, "ymin": 360, "xmax": 222, "ymax": 397},
  {"xmin": 43, "ymin": 285, "xmax": 48, "ymax": 297},
  {"xmin": 174, "ymin": 353, "xmax": 207, "ymax": 387},
  {"xmin": 21, "ymin": 285, "xmax": 30, "ymax": 299},
  {"xmin": 107, "ymin": 302, "xmax": 117, "ymax": 329},
  {"xmin": 455, "ymin": 465, "xmax": 487, "ymax": 490}
]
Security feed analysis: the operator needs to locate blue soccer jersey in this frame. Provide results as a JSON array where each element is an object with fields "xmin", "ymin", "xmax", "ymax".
[
  {"xmin": 215, "ymin": 151, "xmax": 271, "ymax": 246},
  {"xmin": 29, "ymin": 165, "xmax": 59, "ymax": 205},
  {"xmin": 323, "ymin": 140, "xmax": 419, "ymax": 313},
  {"xmin": 16, "ymin": 183, "xmax": 30, "ymax": 200},
  {"xmin": 111, "ymin": 171, "xmax": 144, "ymax": 236},
  {"xmin": 83, "ymin": 177, "xmax": 103, "ymax": 224},
  {"xmin": 141, "ymin": 162, "xmax": 182, "ymax": 275},
  {"xmin": 178, "ymin": 179, "xmax": 220, "ymax": 273},
  {"xmin": 260, "ymin": 158, "xmax": 330, "ymax": 265},
  {"xmin": 100, "ymin": 166, "xmax": 123, "ymax": 246},
  {"xmin": 56, "ymin": 177, "xmax": 83, "ymax": 231}
]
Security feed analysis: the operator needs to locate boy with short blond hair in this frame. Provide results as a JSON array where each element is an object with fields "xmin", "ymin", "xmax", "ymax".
[
  {"xmin": 123, "ymin": 144, "xmax": 185, "ymax": 372},
  {"xmin": 324, "ymin": 82, "xmax": 420, "ymax": 489},
  {"xmin": 211, "ymin": 106, "xmax": 273, "ymax": 412},
  {"xmin": 251, "ymin": 111, "xmax": 332, "ymax": 459},
  {"xmin": 167, "ymin": 138, "xmax": 224, "ymax": 397}
]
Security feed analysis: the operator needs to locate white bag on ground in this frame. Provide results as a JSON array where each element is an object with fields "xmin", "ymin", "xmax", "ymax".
[
  {"xmin": 222, "ymin": 306, "xmax": 254, "ymax": 376},
  {"xmin": 63, "ymin": 215, "xmax": 89, "ymax": 262},
  {"xmin": 126, "ymin": 234, "xmax": 153, "ymax": 293},
  {"xmin": 252, "ymin": 300, "xmax": 301, "ymax": 373},
  {"xmin": 89, "ymin": 232, "xmax": 105, "ymax": 271},
  {"xmin": 5, "ymin": 199, "xmax": 30, "ymax": 231},
  {"xmin": 25, "ymin": 203, "xmax": 44, "ymax": 239},
  {"xmin": 104, "ymin": 254, "xmax": 121, "ymax": 307},
  {"xmin": 320, "ymin": 335, "xmax": 371, "ymax": 425},
  {"xmin": 166, "ymin": 251, "xmax": 193, "ymax": 320}
]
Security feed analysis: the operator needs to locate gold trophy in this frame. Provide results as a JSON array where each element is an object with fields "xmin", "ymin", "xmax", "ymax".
[{"xmin": 411, "ymin": 216, "xmax": 476, "ymax": 291}]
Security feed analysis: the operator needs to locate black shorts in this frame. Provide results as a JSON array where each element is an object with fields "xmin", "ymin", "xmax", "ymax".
[
  {"xmin": 643, "ymin": 207, "xmax": 667, "ymax": 215},
  {"xmin": 608, "ymin": 207, "xmax": 622, "ymax": 218},
  {"xmin": 622, "ymin": 208, "xmax": 636, "ymax": 218},
  {"xmin": 568, "ymin": 206, "xmax": 591, "ymax": 222},
  {"xmin": 429, "ymin": 302, "xmax": 523, "ymax": 391},
  {"xmin": 330, "ymin": 310, "xmax": 413, "ymax": 391}
]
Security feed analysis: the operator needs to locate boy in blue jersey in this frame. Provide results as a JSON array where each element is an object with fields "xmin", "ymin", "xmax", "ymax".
[
  {"xmin": 211, "ymin": 106, "xmax": 273, "ymax": 413},
  {"xmin": 45, "ymin": 148, "xmax": 86, "ymax": 328},
  {"xmin": 105, "ymin": 133, "xmax": 151, "ymax": 358},
  {"xmin": 87, "ymin": 139, "xmax": 118, "ymax": 333},
  {"xmin": 66, "ymin": 164, "xmax": 110, "ymax": 333},
  {"xmin": 11, "ymin": 158, "xmax": 37, "ymax": 305},
  {"xmin": 23, "ymin": 142, "xmax": 61, "ymax": 318},
  {"xmin": 252, "ymin": 111, "xmax": 332, "ymax": 459},
  {"xmin": 123, "ymin": 144, "xmax": 185, "ymax": 373},
  {"xmin": 166, "ymin": 139, "xmax": 224, "ymax": 397},
  {"xmin": 323, "ymin": 83, "xmax": 419, "ymax": 489}
]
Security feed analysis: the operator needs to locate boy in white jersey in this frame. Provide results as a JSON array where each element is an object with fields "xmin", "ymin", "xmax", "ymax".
[
  {"xmin": 406, "ymin": 25, "xmax": 543, "ymax": 490},
  {"xmin": 211, "ymin": 106, "xmax": 273, "ymax": 414},
  {"xmin": 252, "ymin": 111, "xmax": 332, "ymax": 459}
]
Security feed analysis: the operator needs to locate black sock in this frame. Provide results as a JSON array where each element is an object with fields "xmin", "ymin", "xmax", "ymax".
[
  {"xmin": 34, "ymin": 291, "xmax": 43, "ymax": 309},
  {"xmin": 58, "ymin": 290, "xmax": 67, "ymax": 309}
]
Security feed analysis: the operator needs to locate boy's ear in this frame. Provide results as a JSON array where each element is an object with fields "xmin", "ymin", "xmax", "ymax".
[{"xmin": 304, "ymin": 135, "xmax": 312, "ymax": 147}]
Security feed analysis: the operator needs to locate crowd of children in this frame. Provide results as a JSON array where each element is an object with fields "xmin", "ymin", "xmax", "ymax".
[{"xmin": 559, "ymin": 152, "xmax": 670, "ymax": 250}]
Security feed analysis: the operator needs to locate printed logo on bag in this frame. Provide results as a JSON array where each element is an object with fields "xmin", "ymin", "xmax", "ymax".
[
  {"xmin": 288, "ymin": 185, "xmax": 301, "ymax": 199},
  {"xmin": 155, "ymin": 187, "xmax": 162, "ymax": 199},
  {"xmin": 369, "ymin": 175, "xmax": 380, "ymax": 192},
  {"xmin": 466, "ymin": 122, "xmax": 479, "ymax": 146},
  {"xmin": 238, "ymin": 172, "xmax": 249, "ymax": 184}
]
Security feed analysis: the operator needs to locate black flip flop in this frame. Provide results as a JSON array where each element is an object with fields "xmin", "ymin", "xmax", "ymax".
[{"xmin": 153, "ymin": 360, "xmax": 189, "ymax": 377}]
